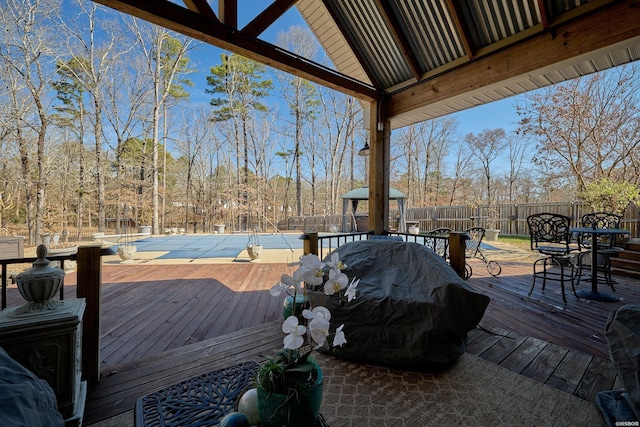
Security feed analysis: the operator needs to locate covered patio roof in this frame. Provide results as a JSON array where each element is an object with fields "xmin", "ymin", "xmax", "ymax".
[{"xmin": 91, "ymin": 0, "xmax": 640, "ymax": 233}]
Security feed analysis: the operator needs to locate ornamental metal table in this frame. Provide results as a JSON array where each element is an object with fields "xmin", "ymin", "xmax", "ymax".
[{"xmin": 569, "ymin": 227, "xmax": 630, "ymax": 302}]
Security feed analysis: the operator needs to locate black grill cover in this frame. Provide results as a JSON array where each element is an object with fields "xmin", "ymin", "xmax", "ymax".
[{"xmin": 317, "ymin": 240, "xmax": 490, "ymax": 369}]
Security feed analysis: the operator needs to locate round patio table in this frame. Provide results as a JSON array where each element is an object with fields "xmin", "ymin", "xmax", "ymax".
[{"xmin": 570, "ymin": 227, "xmax": 630, "ymax": 302}]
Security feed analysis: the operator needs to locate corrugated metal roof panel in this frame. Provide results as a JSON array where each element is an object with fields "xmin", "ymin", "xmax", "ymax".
[
  {"xmin": 463, "ymin": 0, "xmax": 541, "ymax": 48},
  {"xmin": 395, "ymin": 0, "xmax": 465, "ymax": 72},
  {"xmin": 326, "ymin": 0, "xmax": 414, "ymax": 88}
]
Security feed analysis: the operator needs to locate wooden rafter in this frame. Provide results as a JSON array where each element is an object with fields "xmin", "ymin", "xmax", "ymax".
[
  {"xmin": 445, "ymin": 0, "xmax": 475, "ymax": 60},
  {"xmin": 183, "ymin": 0, "xmax": 218, "ymax": 22},
  {"xmin": 91, "ymin": 0, "xmax": 379, "ymax": 101},
  {"xmin": 374, "ymin": 0, "xmax": 421, "ymax": 80},
  {"xmin": 319, "ymin": 0, "xmax": 382, "ymax": 90},
  {"xmin": 242, "ymin": 0, "xmax": 298, "ymax": 38},
  {"xmin": 388, "ymin": 0, "xmax": 640, "ymax": 119},
  {"xmin": 218, "ymin": 0, "xmax": 237, "ymax": 28},
  {"xmin": 536, "ymin": 0, "xmax": 551, "ymax": 29}
]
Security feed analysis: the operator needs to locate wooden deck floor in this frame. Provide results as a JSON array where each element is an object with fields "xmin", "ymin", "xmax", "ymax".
[{"xmin": 6, "ymin": 257, "xmax": 640, "ymax": 425}]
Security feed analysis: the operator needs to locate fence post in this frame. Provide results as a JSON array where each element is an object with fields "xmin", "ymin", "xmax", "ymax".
[
  {"xmin": 76, "ymin": 245, "xmax": 103, "ymax": 385},
  {"xmin": 302, "ymin": 232, "xmax": 319, "ymax": 255},
  {"xmin": 449, "ymin": 232, "xmax": 467, "ymax": 278}
]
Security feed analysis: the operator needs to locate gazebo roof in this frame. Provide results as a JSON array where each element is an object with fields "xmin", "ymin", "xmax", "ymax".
[{"xmin": 341, "ymin": 187, "xmax": 405, "ymax": 201}]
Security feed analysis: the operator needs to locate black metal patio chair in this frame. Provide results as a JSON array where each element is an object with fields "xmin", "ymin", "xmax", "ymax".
[
  {"xmin": 526, "ymin": 213, "xmax": 578, "ymax": 303},
  {"xmin": 575, "ymin": 212, "xmax": 622, "ymax": 290}
]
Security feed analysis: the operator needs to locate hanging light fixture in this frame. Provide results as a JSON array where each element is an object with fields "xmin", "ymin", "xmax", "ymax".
[{"xmin": 358, "ymin": 143, "xmax": 370, "ymax": 157}]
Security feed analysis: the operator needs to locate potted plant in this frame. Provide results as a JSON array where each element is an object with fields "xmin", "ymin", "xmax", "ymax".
[{"xmin": 244, "ymin": 252, "xmax": 359, "ymax": 426}]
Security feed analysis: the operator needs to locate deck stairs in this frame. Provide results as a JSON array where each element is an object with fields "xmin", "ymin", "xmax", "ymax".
[{"xmin": 610, "ymin": 239, "xmax": 640, "ymax": 279}]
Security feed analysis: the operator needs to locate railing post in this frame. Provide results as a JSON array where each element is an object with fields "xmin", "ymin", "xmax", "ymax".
[
  {"xmin": 76, "ymin": 245, "xmax": 102, "ymax": 385},
  {"xmin": 449, "ymin": 232, "xmax": 467, "ymax": 278},
  {"xmin": 303, "ymin": 232, "xmax": 319, "ymax": 255}
]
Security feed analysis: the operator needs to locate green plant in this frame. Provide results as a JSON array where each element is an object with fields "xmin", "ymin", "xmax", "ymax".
[
  {"xmin": 256, "ymin": 351, "xmax": 318, "ymax": 396},
  {"xmin": 581, "ymin": 178, "xmax": 640, "ymax": 215}
]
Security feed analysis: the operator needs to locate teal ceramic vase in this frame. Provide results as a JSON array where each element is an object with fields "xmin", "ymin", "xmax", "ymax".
[
  {"xmin": 257, "ymin": 363, "xmax": 323, "ymax": 427},
  {"xmin": 282, "ymin": 294, "xmax": 308, "ymax": 319}
]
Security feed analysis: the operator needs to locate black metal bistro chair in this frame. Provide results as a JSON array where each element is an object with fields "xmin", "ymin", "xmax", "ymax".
[
  {"xmin": 575, "ymin": 212, "xmax": 622, "ymax": 290},
  {"xmin": 426, "ymin": 227, "xmax": 452, "ymax": 259},
  {"xmin": 527, "ymin": 213, "xmax": 578, "ymax": 303}
]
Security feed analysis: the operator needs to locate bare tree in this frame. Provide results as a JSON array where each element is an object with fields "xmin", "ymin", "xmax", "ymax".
[
  {"xmin": 55, "ymin": 1, "xmax": 133, "ymax": 233},
  {"xmin": 464, "ymin": 128, "xmax": 507, "ymax": 207},
  {"xmin": 129, "ymin": 20, "xmax": 195, "ymax": 234},
  {"xmin": 447, "ymin": 140, "xmax": 476, "ymax": 206},
  {"xmin": 275, "ymin": 26, "xmax": 320, "ymax": 216},
  {"xmin": 517, "ymin": 64, "xmax": 640, "ymax": 196},
  {"xmin": 0, "ymin": 0, "xmax": 60, "ymax": 244}
]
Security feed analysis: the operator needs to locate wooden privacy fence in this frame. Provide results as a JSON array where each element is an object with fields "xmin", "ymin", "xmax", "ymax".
[{"xmin": 281, "ymin": 202, "xmax": 640, "ymax": 237}]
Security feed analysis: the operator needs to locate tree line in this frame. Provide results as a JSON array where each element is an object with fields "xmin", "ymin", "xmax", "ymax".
[{"xmin": 1, "ymin": 0, "xmax": 639, "ymax": 245}]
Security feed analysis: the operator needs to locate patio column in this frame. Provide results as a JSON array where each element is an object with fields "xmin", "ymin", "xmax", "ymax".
[{"xmin": 368, "ymin": 98, "xmax": 390, "ymax": 235}]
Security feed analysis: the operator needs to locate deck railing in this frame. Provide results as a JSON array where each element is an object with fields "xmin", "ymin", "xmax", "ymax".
[
  {"xmin": 0, "ymin": 245, "xmax": 114, "ymax": 386},
  {"xmin": 300, "ymin": 231, "xmax": 467, "ymax": 278}
]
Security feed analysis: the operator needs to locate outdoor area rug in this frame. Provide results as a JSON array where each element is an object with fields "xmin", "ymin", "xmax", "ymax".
[
  {"xmin": 315, "ymin": 352, "xmax": 606, "ymax": 426},
  {"xmin": 132, "ymin": 353, "xmax": 605, "ymax": 426}
]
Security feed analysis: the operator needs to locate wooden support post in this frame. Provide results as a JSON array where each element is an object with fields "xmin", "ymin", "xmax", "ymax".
[
  {"xmin": 368, "ymin": 98, "xmax": 390, "ymax": 235},
  {"xmin": 76, "ymin": 245, "xmax": 102, "ymax": 385},
  {"xmin": 449, "ymin": 232, "xmax": 467, "ymax": 279},
  {"xmin": 303, "ymin": 232, "xmax": 318, "ymax": 255}
]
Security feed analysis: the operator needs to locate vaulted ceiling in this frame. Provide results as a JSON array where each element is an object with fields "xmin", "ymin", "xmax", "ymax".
[{"xmin": 92, "ymin": 0, "xmax": 640, "ymax": 130}]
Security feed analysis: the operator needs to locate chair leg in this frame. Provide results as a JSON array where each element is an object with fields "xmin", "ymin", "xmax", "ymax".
[
  {"xmin": 531, "ymin": 256, "xmax": 573, "ymax": 303},
  {"xmin": 603, "ymin": 255, "xmax": 616, "ymax": 291},
  {"xmin": 557, "ymin": 259, "xmax": 568, "ymax": 304}
]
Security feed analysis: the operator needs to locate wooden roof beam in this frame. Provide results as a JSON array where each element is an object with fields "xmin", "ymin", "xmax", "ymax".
[
  {"xmin": 536, "ymin": 0, "xmax": 551, "ymax": 30},
  {"xmin": 218, "ymin": 0, "xmax": 237, "ymax": 28},
  {"xmin": 183, "ymin": 0, "xmax": 218, "ymax": 22},
  {"xmin": 445, "ymin": 0, "xmax": 476, "ymax": 60},
  {"xmin": 388, "ymin": 0, "xmax": 640, "ymax": 119},
  {"xmin": 91, "ymin": 0, "xmax": 379, "ymax": 102},
  {"xmin": 242, "ymin": 0, "xmax": 298, "ymax": 38},
  {"xmin": 374, "ymin": 0, "xmax": 422, "ymax": 80}
]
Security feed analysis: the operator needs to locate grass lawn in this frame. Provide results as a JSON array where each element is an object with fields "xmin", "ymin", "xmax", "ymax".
[{"xmin": 498, "ymin": 235, "xmax": 531, "ymax": 251}]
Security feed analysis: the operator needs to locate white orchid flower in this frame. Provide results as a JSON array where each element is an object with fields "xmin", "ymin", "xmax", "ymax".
[
  {"xmin": 308, "ymin": 316, "xmax": 331, "ymax": 347},
  {"xmin": 333, "ymin": 324, "xmax": 347, "ymax": 347},
  {"xmin": 282, "ymin": 316, "xmax": 306, "ymax": 350},
  {"xmin": 345, "ymin": 278, "xmax": 360, "ymax": 302},
  {"xmin": 325, "ymin": 252, "xmax": 346, "ymax": 271},
  {"xmin": 302, "ymin": 306, "xmax": 331, "ymax": 322},
  {"xmin": 324, "ymin": 268, "xmax": 348, "ymax": 295},
  {"xmin": 269, "ymin": 274, "xmax": 302, "ymax": 296},
  {"xmin": 299, "ymin": 253, "xmax": 323, "ymax": 269},
  {"xmin": 302, "ymin": 266, "xmax": 326, "ymax": 287},
  {"xmin": 294, "ymin": 254, "xmax": 324, "ymax": 286}
]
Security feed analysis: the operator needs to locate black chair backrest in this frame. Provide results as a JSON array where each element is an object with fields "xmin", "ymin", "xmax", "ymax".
[
  {"xmin": 526, "ymin": 213, "xmax": 572, "ymax": 252},
  {"xmin": 579, "ymin": 212, "xmax": 622, "ymax": 249},
  {"xmin": 427, "ymin": 227, "xmax": 451, "ymax": 235},
  {"xmin": 581, "ymin": 212, "xmax": 621, "ymax": 229}
]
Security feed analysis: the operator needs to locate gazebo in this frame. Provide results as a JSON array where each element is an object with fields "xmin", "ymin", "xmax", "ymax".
[{"xmin": 341, "ymin": 187, "xmax": 406, "ymax": 233}]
